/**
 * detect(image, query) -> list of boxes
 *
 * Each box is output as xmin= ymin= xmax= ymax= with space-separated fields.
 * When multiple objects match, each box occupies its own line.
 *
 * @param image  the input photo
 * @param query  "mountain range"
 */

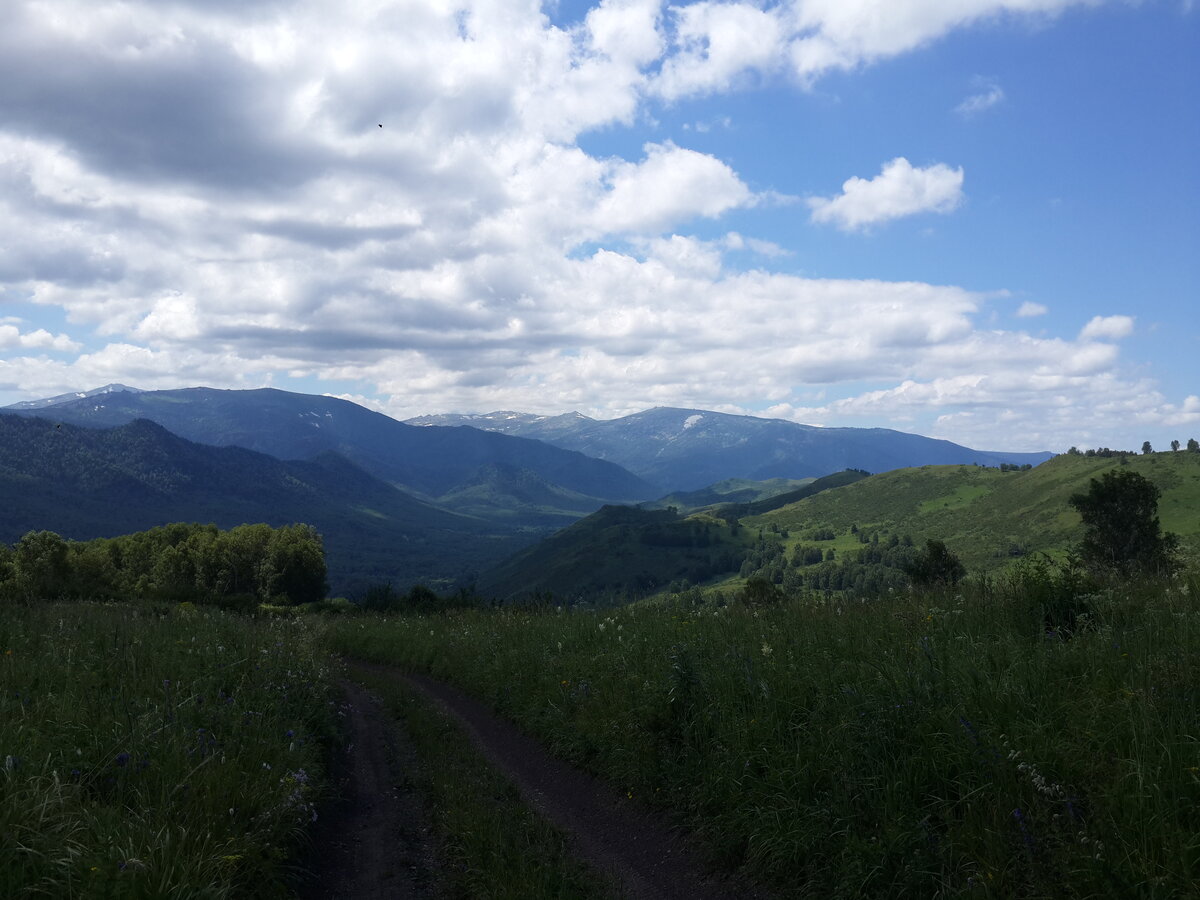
xmin=406 ymin=408 xmax=1053 ymax=492
xmin=4 ymin=384 xmax=1065 ymax=597
xmin=0 ymin=413 xmax=519 ymax=594
xmin=6 ymin=387 xmax=657 ymax=526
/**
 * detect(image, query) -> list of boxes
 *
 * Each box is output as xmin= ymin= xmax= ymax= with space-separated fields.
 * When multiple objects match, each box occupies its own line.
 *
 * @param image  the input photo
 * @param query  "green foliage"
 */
xmin=905 ymin=539 xmax=966 ymax=587
xmin=1069 ymin=469 xmax=1180 ymax=578
xmin=0 ymin=602 xmax=333 ymax=898
xmin=327 ymin=572 xmax=1200 ymax=897
xmin=11 ymin=531 xmax=71 ymax=600
xmin=739 ymin=576 xmax=783 ymax=607
xmin=0 ymin=523 xmax=328 ymax=605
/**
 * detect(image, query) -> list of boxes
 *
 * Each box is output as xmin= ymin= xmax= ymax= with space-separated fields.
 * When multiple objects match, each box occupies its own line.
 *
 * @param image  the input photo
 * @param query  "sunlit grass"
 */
xmin=327 ymin=571 xmax=1200 ymax=898
xmin=0 ymin=602 xmax=334 ymax=898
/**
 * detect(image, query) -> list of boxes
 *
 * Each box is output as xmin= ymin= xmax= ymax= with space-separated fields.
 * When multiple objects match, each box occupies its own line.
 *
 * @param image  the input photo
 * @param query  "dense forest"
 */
xmin=0 ymin=522 xmax=327 ymax=606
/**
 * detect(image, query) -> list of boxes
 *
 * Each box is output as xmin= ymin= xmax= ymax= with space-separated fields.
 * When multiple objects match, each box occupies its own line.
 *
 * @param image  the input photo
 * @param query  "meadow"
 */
xmin=327 ymin=567 xmax=1200 ymax=898
xmin=0 ymin=602 xmax=334 ymax=898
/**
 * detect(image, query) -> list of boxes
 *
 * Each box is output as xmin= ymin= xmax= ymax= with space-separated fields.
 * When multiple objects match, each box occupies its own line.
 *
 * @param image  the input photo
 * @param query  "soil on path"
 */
xmin=293 ymin=677 xmax=440 ymax=900
xmin=346 ymin=659 xmax=777 ymax=900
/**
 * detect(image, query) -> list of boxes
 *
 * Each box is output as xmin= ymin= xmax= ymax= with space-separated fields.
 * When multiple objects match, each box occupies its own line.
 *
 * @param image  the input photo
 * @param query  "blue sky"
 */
xmin=0 ymin=0 xmax=1196 ymax=451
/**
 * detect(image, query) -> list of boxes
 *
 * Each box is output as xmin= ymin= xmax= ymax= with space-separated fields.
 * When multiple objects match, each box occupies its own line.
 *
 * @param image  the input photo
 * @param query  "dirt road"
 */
xmin=296 ymin=661 xmax=775 ymax=900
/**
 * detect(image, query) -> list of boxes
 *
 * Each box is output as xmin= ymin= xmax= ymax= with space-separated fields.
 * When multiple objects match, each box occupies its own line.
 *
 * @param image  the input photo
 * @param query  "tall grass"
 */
xmin=0 ymin=602 xmax=335 ymax=898
xmin=326 ymin=571 xmax=1200 ymax=898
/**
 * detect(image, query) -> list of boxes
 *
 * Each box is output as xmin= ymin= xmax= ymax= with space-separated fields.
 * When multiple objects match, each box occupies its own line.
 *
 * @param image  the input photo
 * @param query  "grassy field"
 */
xmin=0 ymin=602 xmax=334 ymax=898
xmin=326 ymin=569 xmax=1200 ymax=898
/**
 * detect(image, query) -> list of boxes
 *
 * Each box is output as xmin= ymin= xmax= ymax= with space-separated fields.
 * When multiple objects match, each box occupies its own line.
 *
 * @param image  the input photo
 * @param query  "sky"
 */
xmin=0 ymin=0 xmax=1196 ymax=452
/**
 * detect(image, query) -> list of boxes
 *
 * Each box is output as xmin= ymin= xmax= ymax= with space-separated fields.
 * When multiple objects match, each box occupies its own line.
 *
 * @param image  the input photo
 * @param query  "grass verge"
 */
xmin=0 ymin=601 xmax=334 ymax=898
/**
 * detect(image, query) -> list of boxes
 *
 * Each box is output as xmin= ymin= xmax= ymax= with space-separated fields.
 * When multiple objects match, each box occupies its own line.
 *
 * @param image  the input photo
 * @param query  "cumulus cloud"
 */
xmin=1080 ymin=315 xmax=1135 ymax=340
xmin=1017 ymin=301 xmax=1048 ymax=317
xmin=0 ymin=324 xmax=80 ymax=352
xmin=0 ymin=0 xmax=1184 ymax=453
xmin=808 ymin=157 xmax=964 ymax=231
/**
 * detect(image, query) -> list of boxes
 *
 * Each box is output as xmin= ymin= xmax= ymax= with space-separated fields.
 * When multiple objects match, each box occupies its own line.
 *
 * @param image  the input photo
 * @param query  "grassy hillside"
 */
xmin=747 ymin=451 xmax=1200 ymax=573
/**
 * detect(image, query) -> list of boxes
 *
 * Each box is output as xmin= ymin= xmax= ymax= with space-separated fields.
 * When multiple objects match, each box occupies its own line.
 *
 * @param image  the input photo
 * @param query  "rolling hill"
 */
xmin=407 ymin=407 xmax=1053 ymax=492
xmin=0 ymin=414 xmax=524 ymax=594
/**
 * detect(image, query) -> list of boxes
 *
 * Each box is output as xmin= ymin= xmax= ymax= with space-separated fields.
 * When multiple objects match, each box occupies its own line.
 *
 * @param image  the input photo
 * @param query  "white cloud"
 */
xmin=655 ymin=2 xmax=786 ymax=99
xmin=808 ymin=157 xmax=964 ymax=231
xmin=955 ymin=79 xmax=1006 ymax=116
xmin=1016 ymin=301 xmax=1048 ymax=317
xmin=0 ymin=0 xmax=1187 ymax=454
xmin=1079 ymin=314 xmax=1135 ymax=340
xmin=0 ymin=324 xmax=79 ymax=352
xmin=593 ymin=142 xmax=754 ymax=234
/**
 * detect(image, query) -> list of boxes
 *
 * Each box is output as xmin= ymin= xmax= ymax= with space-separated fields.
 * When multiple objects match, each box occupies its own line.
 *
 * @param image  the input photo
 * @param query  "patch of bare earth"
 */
xmin=293 ymin=678 xmax=440 ymax=899
xmin=347 ymin=659 xmax=778 ymax=900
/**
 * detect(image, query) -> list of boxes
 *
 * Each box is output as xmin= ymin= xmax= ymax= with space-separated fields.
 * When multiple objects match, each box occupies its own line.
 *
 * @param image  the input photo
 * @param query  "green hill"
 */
xmin=746 ymin=451 xmax=1200 ymax=573
xmin=479 ymin=452 xmax=1200 ymax=603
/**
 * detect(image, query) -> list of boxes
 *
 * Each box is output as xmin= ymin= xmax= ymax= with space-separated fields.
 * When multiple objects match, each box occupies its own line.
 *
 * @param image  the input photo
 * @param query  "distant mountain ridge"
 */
xmin=407 ymin=407 xmax=1053 ymax=492
xmin=5 ymin=383 xmax=144 ymax=410
xmin=0 ymin=414 xmax=521 ymax=593
xmin=7 ymin=387 xmax=659 ymax=521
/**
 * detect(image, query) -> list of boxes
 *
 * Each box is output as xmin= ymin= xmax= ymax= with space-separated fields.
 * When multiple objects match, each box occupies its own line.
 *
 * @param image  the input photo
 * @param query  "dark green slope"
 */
xmin=476 ymin=505 xmax=754 ymax=602
xmin=640 ymin=477 xmax=814 ymax=513
xmin=9 ymin=387 xmax=660 ymax=510
xmin=0 ymin=414 xmax=522 ymax=593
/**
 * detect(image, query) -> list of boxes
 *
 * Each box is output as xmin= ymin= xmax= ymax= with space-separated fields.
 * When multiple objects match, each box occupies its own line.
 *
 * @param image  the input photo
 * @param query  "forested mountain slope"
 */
xmin=0 ymin=414 xmax=522 ymax=593
xmin=9 ymin=387 xmax=659 ymax=511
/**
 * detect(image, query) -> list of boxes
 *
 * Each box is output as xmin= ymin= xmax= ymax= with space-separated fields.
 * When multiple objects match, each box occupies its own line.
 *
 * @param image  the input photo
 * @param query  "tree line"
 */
xmin=0 ymin=522 xmax=327 ymax=606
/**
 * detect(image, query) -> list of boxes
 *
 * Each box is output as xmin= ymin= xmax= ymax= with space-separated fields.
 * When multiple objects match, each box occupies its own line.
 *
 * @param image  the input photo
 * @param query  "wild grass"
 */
xmin=0 ymin=602 xmax=334 ymax=898
xmin=346 ymin=666 xmax=613 ymax=899
xmin=326 ymin=570 xmax=1200 ymax=898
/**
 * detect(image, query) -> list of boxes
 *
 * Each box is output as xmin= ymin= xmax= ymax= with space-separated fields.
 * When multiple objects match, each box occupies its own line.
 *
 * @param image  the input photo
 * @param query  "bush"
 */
xmin=904 ymin=539 xmax=966 ymax=587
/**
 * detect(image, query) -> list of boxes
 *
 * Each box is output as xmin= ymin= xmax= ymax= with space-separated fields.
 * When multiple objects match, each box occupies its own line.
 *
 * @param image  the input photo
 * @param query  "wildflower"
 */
xmin=114 ymin=752 xmax=130 ymax=768
xmin=4 ymin=650 xmax=12 ymax=656
xmin=598 ymin=623 xmax=606 ymax=632
xmin=761 ymin=642 xmax=773 ymax=657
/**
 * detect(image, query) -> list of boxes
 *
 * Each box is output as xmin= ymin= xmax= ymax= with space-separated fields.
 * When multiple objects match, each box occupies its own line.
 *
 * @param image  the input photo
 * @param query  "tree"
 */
xmin=1171 ymin=440 xmax=1181 ymax=452
xmin=905 ymin=539 xmax=966 ymax=587
xmin=1142 ymin=441 xmax=1153 ymax=455
xmin=1189 ymin=438 xmax=1199 ymax=453
xmin=12 ymin=531 xmax=71 ymax=599
xmin=740 ymin=576 xmax=782 ymax=607
xmin=1069 ymin=470 xmax=1179 ymax=577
